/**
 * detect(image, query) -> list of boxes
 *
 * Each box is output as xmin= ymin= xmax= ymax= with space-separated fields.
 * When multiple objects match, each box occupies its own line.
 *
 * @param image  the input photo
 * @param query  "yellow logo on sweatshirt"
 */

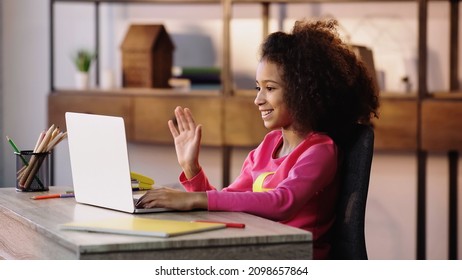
xmin=252 ymin=172 xmax=275 ymax=192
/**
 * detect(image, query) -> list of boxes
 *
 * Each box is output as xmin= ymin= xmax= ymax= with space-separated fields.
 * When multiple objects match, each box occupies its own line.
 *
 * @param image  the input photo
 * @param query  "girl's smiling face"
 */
xmin=255 ymin=59 xmax=293 ymax=131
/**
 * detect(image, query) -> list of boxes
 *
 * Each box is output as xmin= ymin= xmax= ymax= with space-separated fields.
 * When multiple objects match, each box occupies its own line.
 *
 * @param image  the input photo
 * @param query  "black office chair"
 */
xmin=330 ymin=124 xmax=374 ymax=260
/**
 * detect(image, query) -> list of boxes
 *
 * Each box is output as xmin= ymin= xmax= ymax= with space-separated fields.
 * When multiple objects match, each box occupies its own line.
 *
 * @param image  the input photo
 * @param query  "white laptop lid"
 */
xmin=66 ymin=112 xmax=136 ymax=213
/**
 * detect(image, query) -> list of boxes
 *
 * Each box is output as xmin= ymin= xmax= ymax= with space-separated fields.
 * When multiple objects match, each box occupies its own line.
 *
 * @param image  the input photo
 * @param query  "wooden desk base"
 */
xmin=0 ymin=209 xmax=309 ymax=259
xmin=0 ymin=210 xmax=74 ymax=259
xmin=0 ymin=187 xmax=312 ymax=260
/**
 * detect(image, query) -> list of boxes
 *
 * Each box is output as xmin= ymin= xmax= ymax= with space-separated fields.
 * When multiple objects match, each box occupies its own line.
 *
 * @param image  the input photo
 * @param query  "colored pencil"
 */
xmin=31 ymin=193 xmax=75 ymax=200
xmin=194 ymin=220 xmax=246 ymax=228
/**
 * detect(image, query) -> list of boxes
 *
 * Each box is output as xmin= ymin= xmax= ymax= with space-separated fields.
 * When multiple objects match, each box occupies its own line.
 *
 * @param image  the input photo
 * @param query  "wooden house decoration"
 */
xmin=121 ymin=24 xmax=175 ymax=88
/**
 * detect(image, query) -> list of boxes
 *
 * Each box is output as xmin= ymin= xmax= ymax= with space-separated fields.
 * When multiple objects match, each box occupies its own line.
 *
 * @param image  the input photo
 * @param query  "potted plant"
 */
xmin=72 ymin=49 xmax=94 ymax=89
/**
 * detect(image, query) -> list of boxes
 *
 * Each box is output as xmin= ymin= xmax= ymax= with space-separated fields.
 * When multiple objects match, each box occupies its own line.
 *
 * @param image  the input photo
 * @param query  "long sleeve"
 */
xmin=180 ymin=141 xmax=259 ymax=193
xmin=207 ymin=136 xmax=338 ymax=222
xmin=181 ymin=130 xmax=338 ymax=223
xmin=179 ymin=130 xmax=339 ymax=260
xmin=180 ymin=169 xmax=216 ymax=192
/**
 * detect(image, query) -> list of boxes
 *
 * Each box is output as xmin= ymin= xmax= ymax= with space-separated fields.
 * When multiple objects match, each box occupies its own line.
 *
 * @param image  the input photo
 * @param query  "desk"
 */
xmin=0 ymin=186 xmax=312 ymax=260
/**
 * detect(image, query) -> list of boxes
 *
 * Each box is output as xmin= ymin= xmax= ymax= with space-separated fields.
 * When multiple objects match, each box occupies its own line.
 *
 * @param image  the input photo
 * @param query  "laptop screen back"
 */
xmin=65 ymin=112 xmax=136 ymax=213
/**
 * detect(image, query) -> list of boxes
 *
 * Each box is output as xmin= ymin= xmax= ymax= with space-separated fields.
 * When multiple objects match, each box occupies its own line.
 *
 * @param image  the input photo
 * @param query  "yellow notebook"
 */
xmin=60 ymin=217 xmax=226 ymax=238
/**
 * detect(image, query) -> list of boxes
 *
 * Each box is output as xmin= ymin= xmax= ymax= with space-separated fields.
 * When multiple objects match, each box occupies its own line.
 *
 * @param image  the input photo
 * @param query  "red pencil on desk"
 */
xmin=194 ymin=220 xmax=246 ymax=228
xmin=31 ymin=193 xmax=75 ymax=200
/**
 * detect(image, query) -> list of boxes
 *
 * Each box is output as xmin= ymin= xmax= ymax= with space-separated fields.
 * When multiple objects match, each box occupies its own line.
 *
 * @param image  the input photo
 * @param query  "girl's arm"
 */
xmin=168 ymin=106 xmax=202 ymax=179
xmin=207 ymin=143 xmax=338 ymax=221
xmin=180 ymin=149 xmax=257 ymax=193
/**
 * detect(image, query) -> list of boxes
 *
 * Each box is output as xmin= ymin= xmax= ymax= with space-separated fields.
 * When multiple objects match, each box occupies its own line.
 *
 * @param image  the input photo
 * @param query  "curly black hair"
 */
xmin=259 ymin=19 xmax=379 ymax=147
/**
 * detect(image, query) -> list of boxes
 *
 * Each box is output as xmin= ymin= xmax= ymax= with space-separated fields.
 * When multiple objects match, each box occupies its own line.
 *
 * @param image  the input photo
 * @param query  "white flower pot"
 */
xmin=75 ymin=72 xmax=90 ymax=89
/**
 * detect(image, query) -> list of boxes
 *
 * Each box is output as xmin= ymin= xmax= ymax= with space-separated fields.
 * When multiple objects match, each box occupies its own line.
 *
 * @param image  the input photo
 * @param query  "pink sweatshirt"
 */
xmin=180 ymin=130 xmax=339 ymax=259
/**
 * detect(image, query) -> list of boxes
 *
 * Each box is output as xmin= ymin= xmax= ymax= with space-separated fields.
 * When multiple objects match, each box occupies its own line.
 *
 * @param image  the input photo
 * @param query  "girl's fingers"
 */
xmin=183 ymin=108 xmax=196 ymax=129
xmin=178 ymin=106 xmax=193 ymax=132
xmin=176 ymin=107 xmax=196 ymax=132
xmin=168 ymin=120 xmax=179 ymax=137
xmin=195 ymin=124 xmax=202 ymax=143
xmin=136 ymin=188 xmax=179 ymax=208
xmin=175 ymin=106 xmax=186 ymax=132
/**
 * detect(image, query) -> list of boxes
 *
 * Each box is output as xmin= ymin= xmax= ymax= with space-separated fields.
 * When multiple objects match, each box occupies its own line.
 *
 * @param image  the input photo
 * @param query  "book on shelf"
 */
xmin=172 ymin=66 xmax=221 ymax=85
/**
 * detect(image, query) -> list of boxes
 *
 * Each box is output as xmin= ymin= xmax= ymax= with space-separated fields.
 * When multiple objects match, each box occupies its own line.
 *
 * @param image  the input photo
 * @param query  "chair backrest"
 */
xmin=331 ymin=124 xmax=374 ymax=260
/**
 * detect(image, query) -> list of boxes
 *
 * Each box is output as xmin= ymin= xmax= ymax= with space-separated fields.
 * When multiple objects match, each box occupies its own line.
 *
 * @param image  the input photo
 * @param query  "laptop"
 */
xmin=65 ymin=112 xmax=171 ymax=213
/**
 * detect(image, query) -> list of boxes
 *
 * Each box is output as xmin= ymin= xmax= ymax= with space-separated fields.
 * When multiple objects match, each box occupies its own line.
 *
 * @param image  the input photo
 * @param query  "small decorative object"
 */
xmin=101 ymin=69 xmax=114 ymax=89
xmin=121 ymin=24 xmax=175 ymax=88
xmin=72 ymin=49 xmax=94 ymax=89
xmin=401 ymin=76 xmax=412 ymax=93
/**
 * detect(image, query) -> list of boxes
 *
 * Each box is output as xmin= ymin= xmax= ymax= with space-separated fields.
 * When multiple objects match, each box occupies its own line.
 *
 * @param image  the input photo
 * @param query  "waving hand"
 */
xmin=168 ymin=106 xmax=202 ymax=179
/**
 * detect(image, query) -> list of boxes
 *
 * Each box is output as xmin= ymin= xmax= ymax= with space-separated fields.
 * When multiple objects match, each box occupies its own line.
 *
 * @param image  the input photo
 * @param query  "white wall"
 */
xmin=1 ymin=0 xmax=461 ymax=260
xmin=1 ymin=0 xmax=49 ymax=185
xmin=0 ymin=0 xmax=3 ymax=181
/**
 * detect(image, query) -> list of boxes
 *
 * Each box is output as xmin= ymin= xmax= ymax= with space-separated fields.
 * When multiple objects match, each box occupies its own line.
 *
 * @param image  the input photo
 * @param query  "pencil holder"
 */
xmin=15 ymin=150 xmax=51 ymax=192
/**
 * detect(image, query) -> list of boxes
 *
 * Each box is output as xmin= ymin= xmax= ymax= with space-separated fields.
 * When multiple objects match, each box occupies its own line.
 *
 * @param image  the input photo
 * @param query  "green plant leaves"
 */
xmin=73 ymin=50 xmax=94 ymax=72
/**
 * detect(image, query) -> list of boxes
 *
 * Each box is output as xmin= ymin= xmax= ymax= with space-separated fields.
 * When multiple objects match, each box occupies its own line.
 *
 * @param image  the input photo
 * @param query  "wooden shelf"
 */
xmin=48 ymin=90 xmax=225 ymax=146
xmin=48 ymin=1 xmax=462 ymax=260
xmin=429 ymin=91 xmax=462 ymax=100
xmin=53 ymin=0 xmax=221 ymax=4
xmin=48 ymin=89 xmax=269 ymax=147
xmin=49 ymin=0 xmax=447 ymax=154
xmin=374 ymin=98 xmax=418 ymax=151
xmin=422 ymin=98 xmax=462 ymax=152
xmin=48 ymin=0 xmax=462 ymax=153
xmin=54 ymin=0 xmax=448 ymax=3
xmin=232 ymin=0 xmax=444 ymax=3
xmin=51 ymin=87 xmax=221 ymax=97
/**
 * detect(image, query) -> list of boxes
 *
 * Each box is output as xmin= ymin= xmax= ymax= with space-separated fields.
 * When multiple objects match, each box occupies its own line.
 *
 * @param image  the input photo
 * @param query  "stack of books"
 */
xmin=170 ymin=66 xmax=221 ymax=90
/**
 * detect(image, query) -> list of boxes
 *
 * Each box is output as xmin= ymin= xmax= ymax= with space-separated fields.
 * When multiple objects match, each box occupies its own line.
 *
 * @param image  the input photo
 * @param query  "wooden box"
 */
xmin=121 ymin=24 xmax=175 ymax=88
xmin=422 ymin=99 xmax=462 ymax=151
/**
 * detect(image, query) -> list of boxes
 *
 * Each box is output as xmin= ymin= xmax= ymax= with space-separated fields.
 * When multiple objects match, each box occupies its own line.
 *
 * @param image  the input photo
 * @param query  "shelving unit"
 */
xmin=48 ymin=0 xmax=461 ymax=259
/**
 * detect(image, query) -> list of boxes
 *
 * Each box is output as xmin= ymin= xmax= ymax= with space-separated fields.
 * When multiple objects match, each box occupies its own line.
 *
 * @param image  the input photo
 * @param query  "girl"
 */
xmin=137 ymin=19 xmax=379 ymax=259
